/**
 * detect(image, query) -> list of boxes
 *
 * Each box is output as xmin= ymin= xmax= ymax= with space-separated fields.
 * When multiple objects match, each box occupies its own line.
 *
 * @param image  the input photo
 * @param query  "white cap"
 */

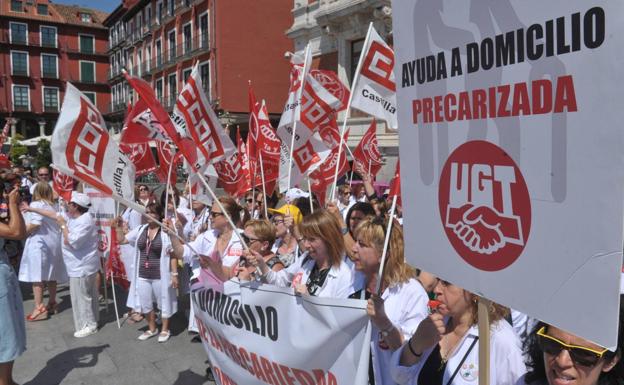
xmin=285 ymin=188 xmax=309 ymax=203
xmin=70 ymin=192 xmax=91 ymax=208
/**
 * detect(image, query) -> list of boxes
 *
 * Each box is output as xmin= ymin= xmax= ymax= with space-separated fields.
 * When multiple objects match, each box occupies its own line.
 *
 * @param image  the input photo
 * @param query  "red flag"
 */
xmin=250 ymin=98 xmax=280 ymax=195
xmin=0 ymin=121 xmax=10 ymax=149
xmin=389 ymin=161 xmax=401 ymax=199
xmin=155 ymin=141 xmax=181 ymax=184
xmin=123 ymin=72 xmax=201 ymax=170
xmin=106 ymin=227 xmax=130 ymax=290
xmin=120 ymin=98 xmax=168 ymax=143
xmin=248 ymin=85 xmax=259 ymax=176
xmin=310 ymin=129 xmax=350 ymax=189
xmin=310 ymin=69 xmax=350 ymax=112
xmin=214 ymin=129 xmax=251 ymax=198
xmin=119 ymin=142 xmax=158 ymax=177
xmin=52 ymin=168 xmax=74 ymax=202
xmin=353 ymin=119 xmax=383 ymax=178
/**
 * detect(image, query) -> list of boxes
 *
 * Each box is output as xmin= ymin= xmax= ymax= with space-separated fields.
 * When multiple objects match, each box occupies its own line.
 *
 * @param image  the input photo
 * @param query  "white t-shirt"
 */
xmin=61 ymin=212 xmax=100 ymax=278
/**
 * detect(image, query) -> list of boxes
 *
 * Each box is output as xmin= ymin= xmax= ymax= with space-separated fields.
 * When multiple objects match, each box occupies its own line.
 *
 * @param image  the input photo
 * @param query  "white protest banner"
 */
xmin=51 ymin=83 xmax=137 ymax=205
xmin=193 ymin=280 xmax=371 ymax=385
xmin=393 ymin=1 xmax=623 ymax=347
xmin=350 ymin=25 xmax=397 ymax=129
xmin=84 ymin=187 xmax=116 ymax=260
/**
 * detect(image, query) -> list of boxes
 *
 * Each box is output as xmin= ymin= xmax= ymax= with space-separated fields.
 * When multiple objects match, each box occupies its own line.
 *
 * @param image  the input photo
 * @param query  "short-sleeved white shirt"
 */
xmin=61 ymin=211 xmax=100 ymax=278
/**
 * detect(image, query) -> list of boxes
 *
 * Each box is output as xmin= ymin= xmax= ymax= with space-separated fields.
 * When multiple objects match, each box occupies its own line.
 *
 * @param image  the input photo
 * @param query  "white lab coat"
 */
xmin=120 ymin=207 xmax=143 ymax=282
xmin=372 ymin=279 xmax=429 ymax=385
xmin=19 ymin=201 xmax=67 ymax=283
xmin=264 ymin=252 xmax=362 ymax=298
xmin=390 ymin=319 xmax=526 ymax=385
xmin=125 ymin=225 xmax=177 ymax=317
xmin=61 ymin=212 xmax=100 ymax=278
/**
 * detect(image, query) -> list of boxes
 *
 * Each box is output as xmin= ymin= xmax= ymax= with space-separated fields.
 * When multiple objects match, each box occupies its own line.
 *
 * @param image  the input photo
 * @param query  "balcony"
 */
xmin=9 ymin=36 xmax=27 ymax=46
xmin=41 ymin=70 xmax=58 ymax=79
xmin=44 ymin=105 xmax=59 ymax=113
xmin=151 ymin=34 xmax=210 ymax=72
xmin=106 ymin=102 xmax=127 ymax=114
xmin=13 ymin=104 xmax=30 ymax=112
xmin=11 ymin=68 xmax=28 ymax=77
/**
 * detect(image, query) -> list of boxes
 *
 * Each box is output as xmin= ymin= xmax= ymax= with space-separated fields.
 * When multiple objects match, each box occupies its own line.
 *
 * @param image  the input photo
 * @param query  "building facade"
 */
xmin=288 ymin=0 xmax=398 ymax=182
xmin=104 ymin=0 xmax=292 ymax=134
xmin=0 ymin=0 xmax=110 ymax=140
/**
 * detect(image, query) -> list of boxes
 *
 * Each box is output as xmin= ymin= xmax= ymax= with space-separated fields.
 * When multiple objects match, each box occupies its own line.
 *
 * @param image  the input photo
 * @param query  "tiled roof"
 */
xmin=51 ymin=3 xmax=109 ymax=29
xmin=0 ymin=1 xmax=65 ymax=23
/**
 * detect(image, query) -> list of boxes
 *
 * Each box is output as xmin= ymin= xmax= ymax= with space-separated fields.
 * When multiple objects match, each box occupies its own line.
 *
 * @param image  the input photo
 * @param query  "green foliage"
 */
xmin=35 ymin=138 xmax=52 ymax=169
xmin=9 ymin=134 xmax=28 ymax=166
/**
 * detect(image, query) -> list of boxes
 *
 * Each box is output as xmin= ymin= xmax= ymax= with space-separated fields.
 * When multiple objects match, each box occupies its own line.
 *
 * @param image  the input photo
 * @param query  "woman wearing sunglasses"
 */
xmin=391 ymin=280 xmax=526 ymax=385
xmin=351 ymin=216 xmax=429 ymax=385
xmin=520 ymin=304 xmax=623 ymax=385
xmin=237 ymin=219 xmax=283 ymax=281
xmin=249 ymin=210 xmax=362 ymax=298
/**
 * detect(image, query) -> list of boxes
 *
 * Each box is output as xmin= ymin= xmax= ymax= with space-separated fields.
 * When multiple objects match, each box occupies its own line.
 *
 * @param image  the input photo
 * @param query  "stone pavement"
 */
xmin=13 ymin=282 xmax=216 ymax=385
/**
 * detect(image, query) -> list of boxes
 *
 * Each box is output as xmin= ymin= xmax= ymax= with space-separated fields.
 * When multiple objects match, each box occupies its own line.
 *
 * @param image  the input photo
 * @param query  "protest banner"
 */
xmin=193 ymin=280 xmax=371 ymax=385
xmin=85 ymin=186 xmax=116 ymax=261
xmin=393 ymin=0 xmax=623 ymax=348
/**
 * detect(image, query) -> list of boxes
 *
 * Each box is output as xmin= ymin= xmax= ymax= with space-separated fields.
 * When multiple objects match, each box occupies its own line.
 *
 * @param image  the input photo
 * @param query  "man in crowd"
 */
xmin=29 ymin=166 xmax=52 ymax=195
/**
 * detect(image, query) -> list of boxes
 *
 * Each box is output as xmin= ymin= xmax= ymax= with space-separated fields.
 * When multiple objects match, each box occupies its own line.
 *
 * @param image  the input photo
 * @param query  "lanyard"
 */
xmin=144 ymin=228 xmax=160 ymax=269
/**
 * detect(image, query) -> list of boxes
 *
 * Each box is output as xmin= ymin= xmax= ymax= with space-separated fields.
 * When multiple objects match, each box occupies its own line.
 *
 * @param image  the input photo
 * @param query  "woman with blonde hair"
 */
xmin=391 ymin=280 xmax=526 ymax=385
xmin=237 ymin=219 xmax=283 ymax=281
xmin=351 ymin=216 xmax=429 ymax=385
xmin=19 ymin=182 xmax=67 ymax=321
xmin=250 ymin=210 xmax=361 ymax=298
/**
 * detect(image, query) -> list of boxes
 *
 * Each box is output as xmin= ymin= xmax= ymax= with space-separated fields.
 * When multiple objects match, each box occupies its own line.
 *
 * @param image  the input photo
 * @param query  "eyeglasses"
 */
xmin=536 ymin=326 xmax=608 ymax=367
xmin=38 ymin=173 xmax=49 ymax=177
xmin=342 ymin=191 xmax=351 ymax=196
xmin=241 ymin=233 xmax=260 ymax=244
xmin=271 ymin=219 xmax=284 ymax=225
xmin=209 ymin=211 xmax=223 ymax=218
xmin=139 ymin=187 xmax=148 ymax=192
xmin=246 ymin=198 xmax=254 ymax=203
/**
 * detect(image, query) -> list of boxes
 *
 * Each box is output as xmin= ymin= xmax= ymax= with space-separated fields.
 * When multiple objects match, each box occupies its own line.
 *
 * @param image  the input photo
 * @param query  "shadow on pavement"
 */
xmin=23 ymin=344 xmax=109 ymax=385
xmin=172 ymin=369 xmax=209 ymax=385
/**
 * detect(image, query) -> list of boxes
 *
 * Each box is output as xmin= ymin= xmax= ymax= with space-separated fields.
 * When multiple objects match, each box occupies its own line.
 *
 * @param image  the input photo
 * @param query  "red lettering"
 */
xmin=422 ymin=98 xmax=433 ymax=123
xmin=260 ymin=357 xmax=279 ymax=385
xmin=250 ymin=353 xmax=268 ymax=382
xmin=444 ymin=93 xmax=457 ymax=122
xmin=292 ymin=369 xmax=315 ymax=385
xmin=280 ymin=365 xmax=297 ymax=385
xmin=457 ymin=92 xmax=472 ymax=120
xmin=554 ymin=75 xmax=577 ymax=113
xmin=532 ymin=79 xmax=552 ymax=114
xmin=434 ymin=95 xmax=444 ymax=122
xmin=238 ymin=347 xmax=254 ymax=375
xmin=497 ymin=85 xmax=511 ymax=117
xmin=488 ymin=86 xmax=497 ymax=118
xmin=472 ymin=89 xmax=487 ymax=119
xmin=511 ymin=82 xmax=530 ymax=116
xmin=412 ymin=100 xmax=422 ymax=124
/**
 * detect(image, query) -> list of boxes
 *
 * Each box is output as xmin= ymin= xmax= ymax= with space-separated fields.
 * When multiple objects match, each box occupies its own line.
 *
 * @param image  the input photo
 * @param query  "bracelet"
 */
xmin=407 ymin=339 xmax=422 ymax=357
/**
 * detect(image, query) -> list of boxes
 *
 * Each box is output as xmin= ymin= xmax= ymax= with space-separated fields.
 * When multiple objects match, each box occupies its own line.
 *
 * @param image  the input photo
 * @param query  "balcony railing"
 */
xmin=13 ymin=104 xmax=30 ymax=112
xmin=12 ymin=68 xmax=28 ymax=76
xmin=9 ymin=36 xmax=27 ymax=45
xmin=148 ymin=34 xmax=209 ymax=73
xmin=106 ymin=102 xmax=127 ymax=114
xmin=42 ymin=70 xmax=58 ymax=79
xmin=44 ymin=105 xmax=59 ymax=112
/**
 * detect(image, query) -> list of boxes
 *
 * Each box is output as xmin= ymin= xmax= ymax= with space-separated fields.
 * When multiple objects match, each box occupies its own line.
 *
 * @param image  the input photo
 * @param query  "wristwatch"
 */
xmin=61 ymin=225 xmax=67 ymax=230
xmin=380 ymin=324 xmax=394 ymax=338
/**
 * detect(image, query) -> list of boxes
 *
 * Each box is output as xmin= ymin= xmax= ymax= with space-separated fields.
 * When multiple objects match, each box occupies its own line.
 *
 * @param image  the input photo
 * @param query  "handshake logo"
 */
xmin=439 ymin=141 xmax=531 ymax=271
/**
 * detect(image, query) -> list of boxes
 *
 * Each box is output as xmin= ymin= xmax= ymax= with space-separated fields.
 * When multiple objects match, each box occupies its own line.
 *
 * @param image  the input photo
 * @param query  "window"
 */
xmin=168 ymin=0 xmax=174 ymax=16
xmin=155 ymin=40 xmax=162 ymax=66
xmin=155 ymin=78 xmax=163 ymax=102
xmin=80 ymin=61 xmax=95 ymax=83
xmin=199 ymin=13 xmax=208 ymax=48
xmin=137 ymin=50 xmax=142 ymax=76
xmin=10 ymin=0 xmax=23 ymax=12
xmin=10 ymin=22 xmax=27 ymax=44
xmin=12 ymin=85 xmax=29 ymax=110
xmin=43 ymin=87 xmax=59 ymax=111
xmin=199 ymin=62 xmax=209 ymax=96
xmin=40 ymin=26 xmax=57 ymax=47
xmin=168 ymin=30 xmax=176 ymax=61
xmin=80 ymin=13 xmax=92 ymax=23
xmin=37 ymin=4 xmax=48 ymax=15
xmin=182 ymin=68 xmax=191 ymax=83
xmin=350 ymin=39 xmax=364 ymax=83
xmin=146 ymin=6 xmax=152 ymax=26
xmin=156 ymin=1 xmax=163 ymax=23
xmin=168 ymin=73 xmax=177 ymax=106
xmin=183 ymin=23 xmax=192 ymax=54
xmin=83 ymin=92 xmax=96 ymax=105
xmin=79 ymin=35 xmax=95 ymax=54
xmin=41 ymin=54 xmax=58 ymax=78
xmin=11 ymin=51 xmax=28 ymax=76
xmin=145 ymin=46 xmax=151 ymax=71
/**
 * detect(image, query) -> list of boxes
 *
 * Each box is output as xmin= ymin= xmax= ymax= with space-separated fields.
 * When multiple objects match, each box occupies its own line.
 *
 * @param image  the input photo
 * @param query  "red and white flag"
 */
xmin=310 ymin=69 xmax=350 ymax=112
xmin=214 ymin=129 xmax=250 ymax=198
xmin=310 ymin=128 xmax=350 ymax=193
xmin=155 ymin=141 xmax=181 ymax=184
xmin=52 ymin=168 xmax=74 ymax=202
xmin=172 ymin=63 xmax=235 ymax=167
xmin=0 ymin=121 xmax=10 ymax=149
xmin=388 ymin=160 xmax=401 ymax=205
xmin=350 ymin=24 xmax=397 ymax=129
xmin=120 ymin=98 xmax=168 ymax=143
xmin=51 ymin=83 xmax=137 ymax=205
xmin=353 ymin=119 xmax=383 ymax=178
xmin=106 ymin=226 xmax=130 ymax=290
xmin=119 ymin=142 xmax=158 ymax=177
xmin=248 ymin=93 xmax=280 ymax=194
xmin=188 ymin=164 xmax=218 ymax=206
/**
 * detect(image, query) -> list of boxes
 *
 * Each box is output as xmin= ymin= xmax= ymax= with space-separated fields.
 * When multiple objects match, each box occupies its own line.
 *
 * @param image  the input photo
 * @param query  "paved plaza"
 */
xmin=14 ymin=282 xmax=215 ymax=385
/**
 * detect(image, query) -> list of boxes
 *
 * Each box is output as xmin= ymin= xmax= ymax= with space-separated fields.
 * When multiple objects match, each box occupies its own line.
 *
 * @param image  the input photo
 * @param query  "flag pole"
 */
xmin=307 ymin=178 xmax=314 ymax=214
xmin=163 ymin=146 xmax=176 ymax=220
xmin=110 ymin=201 xmax=121 ymax=329
xmin=375 ymin=194 xmax=397 ymax=295
xmin=259 ymin=153 xmax=268 ymax=219
xmin=286 ymin=44 xmax=312 ymax=192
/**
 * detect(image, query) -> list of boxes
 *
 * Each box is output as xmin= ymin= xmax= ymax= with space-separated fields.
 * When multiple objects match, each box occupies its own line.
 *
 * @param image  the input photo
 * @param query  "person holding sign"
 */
xmin=351 ymin=216 xmax=429 ymax=385
xmin=250 ymin=210 xmax=362 ymax=298
xmin=519 ymin=304 xmax=623 ymax=385
xmin=114 ymin=203 xmax=179 ymax=343
xmin=391 ymin=280 xmax=526 ymax=385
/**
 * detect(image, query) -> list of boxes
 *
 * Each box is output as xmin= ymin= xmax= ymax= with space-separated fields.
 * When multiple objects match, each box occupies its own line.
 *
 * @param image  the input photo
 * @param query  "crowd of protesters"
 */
xmin=0 ymin=164 xmax=623 ymax=385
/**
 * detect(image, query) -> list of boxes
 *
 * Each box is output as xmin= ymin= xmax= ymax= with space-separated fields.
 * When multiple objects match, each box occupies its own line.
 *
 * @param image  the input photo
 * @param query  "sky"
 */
xmin=51 ymin=0 xmax=118 ymax=13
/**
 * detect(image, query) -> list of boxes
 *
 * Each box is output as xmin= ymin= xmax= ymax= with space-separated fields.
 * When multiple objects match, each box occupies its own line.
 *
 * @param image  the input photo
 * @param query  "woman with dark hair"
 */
xmin=352 ymin=216 xmax=429 ymax=385
xmin=519 ymin=298 xmax=623 ymax=385
xmin=328 ymin=201 xmax=376 ymax=260
xmin=391 ymin=281 xmax=526 ymax=385
xmin=114 ymin=203 xmax=179 ymax=343
xmin=250 ymin=210 xmax=361 ymax=298
xmin=160 ymin=187 xmax=189 ymax=231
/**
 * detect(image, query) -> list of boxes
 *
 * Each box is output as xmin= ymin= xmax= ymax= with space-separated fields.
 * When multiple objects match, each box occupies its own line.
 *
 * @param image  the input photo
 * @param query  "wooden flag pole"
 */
xmin=110 ymin=200 xmax=121 ymax=329
xmin=478 ymin=297 xmax=492 ymax=385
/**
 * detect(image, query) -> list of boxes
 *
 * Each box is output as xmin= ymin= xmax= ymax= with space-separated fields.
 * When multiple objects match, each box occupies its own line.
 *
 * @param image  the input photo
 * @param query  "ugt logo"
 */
xmin=361 ymin=41 xmax=395 ymax=92
xmin=438 ymin=141 xmax=531 ymax=271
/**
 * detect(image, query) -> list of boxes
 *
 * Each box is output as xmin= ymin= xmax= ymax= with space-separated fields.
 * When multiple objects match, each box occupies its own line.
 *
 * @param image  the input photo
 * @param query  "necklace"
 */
xmin=438 ymin=335 xmax=460 ymax=371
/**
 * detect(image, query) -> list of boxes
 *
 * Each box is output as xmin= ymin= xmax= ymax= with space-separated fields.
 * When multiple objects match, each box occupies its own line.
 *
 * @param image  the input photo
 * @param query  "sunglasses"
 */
xmin=139 ymin=187 xmax=148 ymax=191
xmin=241 ymin=233 xmax=260 ymax=244
xmin=342 ymin=191 xmax=351 ymax=195
xmin=209 ymin=211 xmax=223 ymax=218
xmin=536 ymin=326 xmax=608 ymax=367
xmin=271 ymin=219 xmax=284 ymax=225
xmin=38 ymin=173 xmax=49 ymax=177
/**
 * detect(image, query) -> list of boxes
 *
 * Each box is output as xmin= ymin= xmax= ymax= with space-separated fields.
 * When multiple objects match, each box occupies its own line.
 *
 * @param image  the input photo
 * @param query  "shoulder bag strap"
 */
xmin=446 ymin=336 xmax=479 ymax=385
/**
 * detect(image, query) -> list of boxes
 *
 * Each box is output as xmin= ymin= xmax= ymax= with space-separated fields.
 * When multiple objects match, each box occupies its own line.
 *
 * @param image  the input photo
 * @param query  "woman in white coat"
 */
xmin=115 ymin=203 xmax=179 ymax=343
xmin=19 ymin=182 xmax=67 ymax=321
xmin=391 ymin=280 xmax=526 ymax=385
xmin=350 ymin=216 xmax=429 ymax=385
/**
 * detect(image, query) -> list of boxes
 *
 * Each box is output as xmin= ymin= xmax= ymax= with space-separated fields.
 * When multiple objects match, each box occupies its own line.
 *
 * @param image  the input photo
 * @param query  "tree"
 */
xmin=9 ymin=134 xmax=28 ymax=166
xmin=35 ymin=138 xmax=52 ymax=169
